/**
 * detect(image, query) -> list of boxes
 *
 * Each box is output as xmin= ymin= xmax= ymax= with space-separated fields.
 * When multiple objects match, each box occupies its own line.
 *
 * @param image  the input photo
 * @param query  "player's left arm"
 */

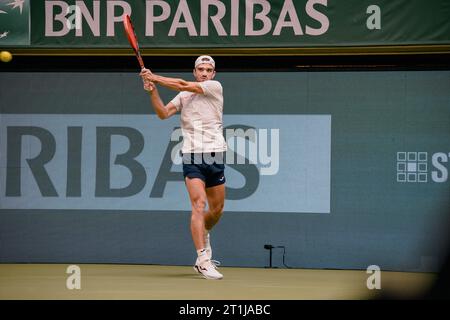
xmin=140 ymin=69 xmax=204 ymax=94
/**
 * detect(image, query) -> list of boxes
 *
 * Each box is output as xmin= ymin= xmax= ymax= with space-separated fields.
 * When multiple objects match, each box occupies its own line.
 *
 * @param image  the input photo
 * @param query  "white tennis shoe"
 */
xmin=194 ymin=258 xmax=223 ymax=280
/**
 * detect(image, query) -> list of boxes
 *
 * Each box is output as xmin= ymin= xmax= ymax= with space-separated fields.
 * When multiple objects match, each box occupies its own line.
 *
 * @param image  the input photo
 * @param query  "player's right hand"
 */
xmin=140 ymin=68 xmax=152 ymax=77
xmin=140 ymin=68 xmax=155 ymax=85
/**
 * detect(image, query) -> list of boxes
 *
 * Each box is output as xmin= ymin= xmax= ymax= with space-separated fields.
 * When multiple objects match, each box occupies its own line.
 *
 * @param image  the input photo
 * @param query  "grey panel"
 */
xmin=1 ymin=71 xmax=449 ymax=272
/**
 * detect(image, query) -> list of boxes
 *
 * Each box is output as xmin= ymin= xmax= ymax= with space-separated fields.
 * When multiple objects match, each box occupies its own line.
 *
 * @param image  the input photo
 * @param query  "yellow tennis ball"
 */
xmin=1 ymin=51 xmax=13 ymax=63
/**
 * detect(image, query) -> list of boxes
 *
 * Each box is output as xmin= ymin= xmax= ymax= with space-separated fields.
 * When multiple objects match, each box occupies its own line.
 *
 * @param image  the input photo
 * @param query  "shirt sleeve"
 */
xmin=170 ymin=92 xmax=183 ymax=111
xmin=199 ymin=80 xmax=223 ymax=99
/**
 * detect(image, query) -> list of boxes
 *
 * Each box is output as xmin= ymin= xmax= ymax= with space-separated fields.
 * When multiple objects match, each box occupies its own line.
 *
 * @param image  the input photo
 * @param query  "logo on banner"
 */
xmin=0 ymin=0 xmax=30 ymax=45
xmin=396 ymin=152 xmax=449 ymax=183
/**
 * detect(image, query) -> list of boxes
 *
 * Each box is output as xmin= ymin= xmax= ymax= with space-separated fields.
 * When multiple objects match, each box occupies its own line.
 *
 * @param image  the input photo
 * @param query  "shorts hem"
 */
xmin=206 ymin=180 xmax=226 ymax=188
xmin=184 ymin=173 xmax=206 ymax=183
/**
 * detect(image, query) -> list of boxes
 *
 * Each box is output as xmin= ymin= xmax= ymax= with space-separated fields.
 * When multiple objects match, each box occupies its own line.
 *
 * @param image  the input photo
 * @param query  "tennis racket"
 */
xmin=123 ymin=14 xmax=145 ymax=70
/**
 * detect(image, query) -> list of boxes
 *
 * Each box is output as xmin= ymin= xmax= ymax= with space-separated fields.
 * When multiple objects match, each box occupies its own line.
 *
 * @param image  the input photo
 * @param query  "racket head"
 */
xmin=123 ymin=14 xmax=145 ymax=69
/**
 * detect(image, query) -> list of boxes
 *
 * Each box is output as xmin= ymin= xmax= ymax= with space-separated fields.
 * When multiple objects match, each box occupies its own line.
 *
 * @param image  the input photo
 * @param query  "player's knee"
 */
xmin=211 ymin=203 xmax=224 ymax=217
xmin=192 ymin=197 xmax=206 ymax=213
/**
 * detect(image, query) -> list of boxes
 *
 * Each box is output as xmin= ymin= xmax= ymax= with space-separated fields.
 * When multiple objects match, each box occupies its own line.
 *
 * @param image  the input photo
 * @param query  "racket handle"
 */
xmin=137 ymin=54 xmax=145 ymax=70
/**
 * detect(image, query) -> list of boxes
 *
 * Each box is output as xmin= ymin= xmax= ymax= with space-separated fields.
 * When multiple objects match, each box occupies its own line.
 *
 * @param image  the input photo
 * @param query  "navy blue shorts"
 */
xmin=182 ymin=152 xmax=226 ymax=188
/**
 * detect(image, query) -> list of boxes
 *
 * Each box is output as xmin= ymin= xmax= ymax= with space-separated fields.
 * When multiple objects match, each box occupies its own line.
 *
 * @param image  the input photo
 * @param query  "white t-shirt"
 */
xmin=170 ymin=80 xmax=227 ymax=153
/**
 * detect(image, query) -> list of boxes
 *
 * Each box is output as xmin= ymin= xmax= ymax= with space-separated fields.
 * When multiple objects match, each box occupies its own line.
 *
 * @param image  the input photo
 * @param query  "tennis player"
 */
xmin=140 ymin=56 xmax=226 ymax=280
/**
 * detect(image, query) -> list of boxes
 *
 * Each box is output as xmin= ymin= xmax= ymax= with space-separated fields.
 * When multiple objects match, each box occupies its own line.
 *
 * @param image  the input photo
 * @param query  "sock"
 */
xmin=197 ymin=248 xmax=207 ymax=258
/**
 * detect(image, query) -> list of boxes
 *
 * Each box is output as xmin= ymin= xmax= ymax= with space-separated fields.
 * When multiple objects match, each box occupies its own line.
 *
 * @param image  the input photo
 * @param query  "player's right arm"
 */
xmin=144 ymin=82 xmax=178 ymax=120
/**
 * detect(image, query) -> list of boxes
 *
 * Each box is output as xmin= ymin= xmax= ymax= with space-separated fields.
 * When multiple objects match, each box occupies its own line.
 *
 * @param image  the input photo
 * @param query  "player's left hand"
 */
xmin=143 ymin=79 xmax=155 ymax=92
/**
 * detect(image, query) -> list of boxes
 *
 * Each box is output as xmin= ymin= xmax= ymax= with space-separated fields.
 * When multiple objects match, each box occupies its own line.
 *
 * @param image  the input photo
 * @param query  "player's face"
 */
xmin=194 ymin=64 xmax=215 ymax=82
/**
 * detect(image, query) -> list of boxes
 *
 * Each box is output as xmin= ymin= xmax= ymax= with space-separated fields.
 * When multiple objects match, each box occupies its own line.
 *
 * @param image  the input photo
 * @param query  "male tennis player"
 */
xmin=140 ymin=56 xmax=226 ymax=280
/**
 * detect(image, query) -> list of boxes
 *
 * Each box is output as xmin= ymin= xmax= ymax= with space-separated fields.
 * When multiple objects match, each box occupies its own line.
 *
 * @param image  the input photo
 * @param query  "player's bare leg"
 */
xmin=204 ymin=184 xmax=225 ymax=231
xmin=185 ymin=177 xmax=208 ymax=251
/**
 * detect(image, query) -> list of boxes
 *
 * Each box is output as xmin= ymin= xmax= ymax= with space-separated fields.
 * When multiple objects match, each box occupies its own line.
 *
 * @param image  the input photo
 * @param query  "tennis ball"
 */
xmin=1 ymin=51 xmax=13 ymax=63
